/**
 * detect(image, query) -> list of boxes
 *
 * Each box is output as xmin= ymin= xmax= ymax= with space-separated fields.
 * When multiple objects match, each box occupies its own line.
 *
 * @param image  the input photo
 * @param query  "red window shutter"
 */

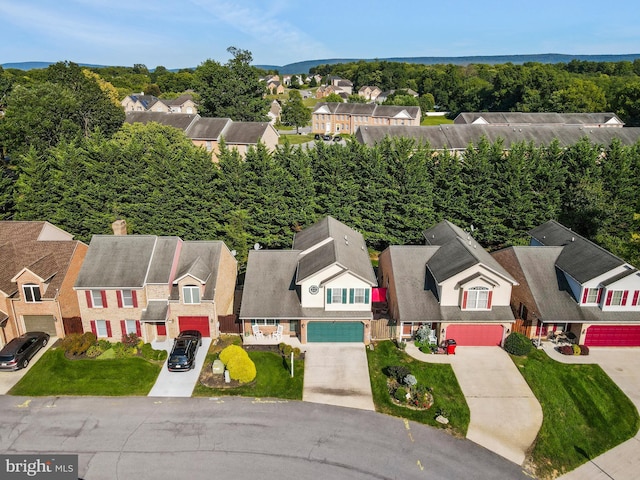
xmin=101 ymin=290 xmax=108 ymax=308
xmin=135 ymin=320 xmax=142 ymax=337
xmin=106 ymin=321 xmax=112 ymax=337
xmin=487 ymin=291 xmax=493 ymax=309
xmin=120 ymin=320 xmax=126 ymax=336
xmin=606 ymin=291 xmax=613 ymax=306
xmin=462 ymin=291 xmax=468 ymax=309
xmin=582 ymin=289 xmax=588 ymax=303
xmin=85 ymin=290 xmax=93 ymax=308
xmin=90 ymin=320 xmax=97 ymax=335
xmin=596 ymin=288 xmax=603 ymax=304
xmin=132 ymin=291 xmax=138 ymax=308
xmin=633 ymin=290 xmax=640 ymax=306
xmin=116 ymin=291 xmax=123 ymax=308
xmin=622 ymin=290 xmax=629 ymax=306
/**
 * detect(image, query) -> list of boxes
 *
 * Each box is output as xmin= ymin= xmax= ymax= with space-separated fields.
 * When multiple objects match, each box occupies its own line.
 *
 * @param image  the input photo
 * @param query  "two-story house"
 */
xmin=239 ymin=216 xmax=377 ymax=344
xmin=378 ymin=220 xmax=517 ymax=346
xmin=121 ymin=93 xmax=197 ymax=114
xmin=312 ymin=103 xmax=421 ymax=135
xmin=0 ymin=221 xmax=87 ymax=346
xmin=492 ymin=220 xmax=640 ymax=346
xmin=73 ymin=223 xmax=236 ymax=342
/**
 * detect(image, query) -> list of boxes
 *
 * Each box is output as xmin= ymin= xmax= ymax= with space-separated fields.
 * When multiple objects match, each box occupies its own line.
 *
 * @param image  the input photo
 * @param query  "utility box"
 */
xmin=212 ymin=359 xmax=224 ymax=374
xmin=446 ymin=339 xmax=457 ymax=355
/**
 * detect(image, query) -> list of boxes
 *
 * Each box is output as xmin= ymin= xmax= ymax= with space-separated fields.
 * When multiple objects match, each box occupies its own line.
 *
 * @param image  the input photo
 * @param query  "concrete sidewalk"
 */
xmin=303 ymin=343 xmax=374 ymax=411
xmin=405 ymin=343 xmax=542 ymax=465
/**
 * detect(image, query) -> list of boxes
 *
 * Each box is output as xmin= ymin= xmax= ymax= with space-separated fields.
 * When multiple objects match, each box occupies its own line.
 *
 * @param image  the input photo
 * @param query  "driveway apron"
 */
xmin=406 ymin=343 xmax=542 ymax=465
xmin=148 ymin=338 xmax=212 ymax=397
xmin=303 ymin=343 xmax=374 ymax=411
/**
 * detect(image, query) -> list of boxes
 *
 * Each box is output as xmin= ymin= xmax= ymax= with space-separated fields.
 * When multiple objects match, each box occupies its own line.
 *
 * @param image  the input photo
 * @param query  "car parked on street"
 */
xmin=0 ymin=332 xmax=50 ymax=371
xmin=167 ymin=330 xmax=202 ymax=372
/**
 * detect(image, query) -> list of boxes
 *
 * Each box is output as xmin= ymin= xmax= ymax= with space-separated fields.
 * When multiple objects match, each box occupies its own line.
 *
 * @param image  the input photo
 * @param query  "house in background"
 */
xmin=378 ymin=220 xmax=517 ymax=346
xmin=124 ymin=112 xmax=279 ymax=161
xmin=492 ymin=220 xmax=640 ymax=346
xmin=453 ymin=112 xmax=624 ymax=127
xmin=0 ymin=222 xmax=88 ymax=347
xmin=121 ymin=93 xmax=197 ymax=114
xmin=240 ymin=216 xmax=377 ymax=344
xmin=312 ymin=102 xmax=421 ymax=135
xmin=358 ymin=86 xmax=382 ymax=102
xmin=74 ymin=221 xmax=236 ymax=343
xmin=267 ymin=100 xmax=282 ymax=124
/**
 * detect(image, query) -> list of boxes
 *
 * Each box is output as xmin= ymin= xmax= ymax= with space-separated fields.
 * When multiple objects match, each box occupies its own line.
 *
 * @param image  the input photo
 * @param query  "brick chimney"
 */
xmin=112 ymin=219 xmax=127 ymax=235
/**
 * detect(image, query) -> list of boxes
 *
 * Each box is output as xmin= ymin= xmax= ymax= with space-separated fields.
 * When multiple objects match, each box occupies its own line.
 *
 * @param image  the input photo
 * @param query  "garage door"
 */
xmin=307 ymin=322 xmax=363 ymax=342
xmin=585 ymin=325 xmax=640 ymax=346
xmin=23 ymin=315 xmax=57 ymax=336
xmin=178 ymin=316 xmax=210 ymax=337
xmin=446 ymin=324 xmax=503 ymax=346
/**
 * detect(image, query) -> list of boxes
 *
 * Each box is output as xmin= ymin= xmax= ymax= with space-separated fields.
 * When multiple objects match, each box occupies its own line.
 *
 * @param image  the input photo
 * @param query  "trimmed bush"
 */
xmin=572 ymin=344 xmax=581 ymax=355
xmin=122 ymin=333 xmax=139 ymax=348
xmin=579 ymin=345 xmax=590 ymax=356
xmin=503 ymin=332 xmax=533 ymax=356
xmin=394 ymin=387 xmax=407 ymax=402
xmin=219 ymin=344 xmax=248 ymax=365
xmin=559 ymin=345 xmax=574 ymax=355
xmin=386 ymin=365 xmax=411 ymax=383
xmin=226 ymin=354 xmax=257 ymax=383
xmin=85 ymin=345 xmax=103 ymax=358
xmin=61 ymin=332 xmax=97 ymax=356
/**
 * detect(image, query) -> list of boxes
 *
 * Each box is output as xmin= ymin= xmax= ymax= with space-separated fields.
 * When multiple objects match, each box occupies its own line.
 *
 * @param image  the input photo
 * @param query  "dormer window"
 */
xmin=23 ymin=284 xmax=41 ymax=302
xmin=463 ymin=286 xmax=492 ymax=310
xmin=183 ymin=285 xmax=200 ymax=304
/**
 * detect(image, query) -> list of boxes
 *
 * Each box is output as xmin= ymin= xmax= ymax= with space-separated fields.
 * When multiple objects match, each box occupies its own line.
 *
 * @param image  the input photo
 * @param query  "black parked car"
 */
xmin=0 ymin=331 xmax=50 ymax=371
xmin=167 ymin=330 xmax=202 ymax=372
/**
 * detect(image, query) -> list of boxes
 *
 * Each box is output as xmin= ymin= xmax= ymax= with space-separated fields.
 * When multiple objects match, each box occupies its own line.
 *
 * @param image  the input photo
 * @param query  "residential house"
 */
xmin=73 ymin=222 xmax=237 ymax=342
xmin=267 ymin=80 xmax=285 ymax=95
xmin=124 ymin=112 xmax=279 ymax=161
xmin=453 ymin=112 xmax=624 ymax=127
xmin=239 ymin=216 xmax=377 ymax=344
xmin=315 ymin=85 xmax=343 ymax=99
xmin=358 ymin=86 xmax=382 ymax=102
xmin=355 ymin=124 xmax=640 ymax=151
xmin=267 ymin=100 xmax=282 ymax=124
xmin=492 ymin=220 xmax=640 ymax=346
xmin=378 ymin=220 xmax=517 ymax=346
xmin=376 ymin=89 xmax=419 ymax=103
xmin=312 ymin=102 xmax=421 ymax=135
xmin=0 ymin=222 xmax=88 ymax=347
xmin=121 ymin=93 xmax=197 ymax=114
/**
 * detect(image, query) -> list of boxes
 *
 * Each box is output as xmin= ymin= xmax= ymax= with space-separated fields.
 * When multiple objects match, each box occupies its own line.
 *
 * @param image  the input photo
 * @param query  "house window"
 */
xmin=327 ymin=288 xmax=347 ymax=304
xmin=124 ymin=320 xmax=138 ymax=335
xmin=349 ymin=288 xmax=369 ymax=304
xmin=465 ymin=286 xmax=490 ymax=309
xmin=23 ymin=284 xmax=41 ymax=302
xmin=183 ymin=285 xmax=200 ymax=304
xmin=95 ymin=320 xmax=109 ymax=337
xmin=121 ymin=290 xmax=134 ymax=308
xmin=610 ymin=291 xmax=623 ymax=306
xmin=206 ymin=141 xmax=212 ymax=152
xmin=251 ymin=319 xmax=279 ymax=326
xmin=91 ymin=290 xmax=103 ymax=308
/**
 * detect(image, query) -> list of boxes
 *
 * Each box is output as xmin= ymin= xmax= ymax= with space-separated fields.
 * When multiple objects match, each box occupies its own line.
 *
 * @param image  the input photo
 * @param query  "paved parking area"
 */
xmin=0 ymin=337 xmax=57 ymax=394
xmin=147 ymin=338 xmax=212 ymax=397
xmin=303 ymin=343 xmax=374 ymax=411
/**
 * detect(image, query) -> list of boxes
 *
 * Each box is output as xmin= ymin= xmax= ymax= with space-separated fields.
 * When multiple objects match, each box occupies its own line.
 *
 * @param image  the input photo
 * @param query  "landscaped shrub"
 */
xmin=140 ymin=343 xmax=168 ymax=361
xmin=85 ymin=345 xmax=103 ymax=358
xmin=579 ymin=345 xmax=590 ymax=356
xmin=219 ymin=344 xmax=248 ymax=365
xmin=559 ymin=345 xmax=574 ymax=355
xmin=61 ymin=332 xmax=97 ymax=356
xmin=404 ymin=374 xmax=417 ymax=388
xmin=572 ymin=344 xmax=581 ymax=355
xmin=414 ymin=325 xmax=431 ymax=343
xmin=503 ymin=332 xmax=533 ymax=356
xmin=394 ymin=387 xmax=407 ymax=402
xmin=226 ymin=354 xmax=257 ymax=383
xmin=386 ymin=365 xmax=411 ymax=383
xmin=122 ymin=333 xmax=139 ymax=348
xmin=98 ymin=339 xmax=112 ymax=351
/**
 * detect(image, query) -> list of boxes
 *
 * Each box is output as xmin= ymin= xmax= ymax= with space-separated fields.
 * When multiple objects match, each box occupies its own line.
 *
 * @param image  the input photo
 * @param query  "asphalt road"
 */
xmin=0 ymin=396 xmax=531 ymax=480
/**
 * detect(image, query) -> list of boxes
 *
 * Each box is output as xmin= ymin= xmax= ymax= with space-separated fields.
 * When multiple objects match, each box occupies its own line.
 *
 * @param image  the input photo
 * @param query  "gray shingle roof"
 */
xmin=125 ymin=111 xmax=199 ymax=130
xmin=146 ymin=237 xmax=181 ymax=284
xmin=355 ymin=125 xmax=640 ymax=149
xmin=528 ymin=220 xmax=625 ymax=283
xmin=141 ymin=300 xmax=169 ymax=322
xmin=454 ymin=112 xmax=624 ymax=126
xmin=172 ymin=241 xmax=223 ymax=301
xmin=312 ymin=102 xmax=420 ymax=120
xmin=221 ymin=122 xmax=272 ymax=145
xmin=185 ymin=117 xmax=231 ymax=140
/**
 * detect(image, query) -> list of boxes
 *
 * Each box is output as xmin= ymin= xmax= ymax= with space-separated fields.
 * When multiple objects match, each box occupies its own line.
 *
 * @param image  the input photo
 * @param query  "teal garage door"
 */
xmin=307 ymin=322 xmax=363 ymax=342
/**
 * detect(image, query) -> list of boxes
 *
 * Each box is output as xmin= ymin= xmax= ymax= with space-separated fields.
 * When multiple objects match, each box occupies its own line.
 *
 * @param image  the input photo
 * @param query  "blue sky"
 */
xmin=2 ymin=0 xmax=639 ymax=69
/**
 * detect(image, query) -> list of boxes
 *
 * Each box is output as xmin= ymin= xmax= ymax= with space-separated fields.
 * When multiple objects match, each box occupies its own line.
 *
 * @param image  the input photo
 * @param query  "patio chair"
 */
xmin=271 ymin=324 xmax=283 ymax=341
xmin=251 ymin=324 xmax=264 ymax=339
xmin=428 ymin=329 xmax=438 ymax=345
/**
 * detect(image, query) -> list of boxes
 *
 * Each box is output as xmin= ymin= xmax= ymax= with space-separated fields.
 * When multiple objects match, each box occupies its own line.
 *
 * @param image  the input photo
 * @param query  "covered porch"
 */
xmin=242 ymin=333 xmax=303 ymax=349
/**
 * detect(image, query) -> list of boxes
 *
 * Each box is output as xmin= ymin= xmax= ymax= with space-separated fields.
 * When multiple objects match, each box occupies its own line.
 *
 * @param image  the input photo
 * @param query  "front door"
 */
xmin=156 ymin=323 xmax=167 ymax=335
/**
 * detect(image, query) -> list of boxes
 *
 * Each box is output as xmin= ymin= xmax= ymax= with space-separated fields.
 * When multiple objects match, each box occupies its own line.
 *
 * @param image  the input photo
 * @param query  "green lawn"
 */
xmin=9 ymin=348 xmax=162 ymax=396
xmin=367 ymin=340 xmax=469 ymax=436
xmin=278 ymin=133 xmax=315 ymax=145
xmin=512 ymin=349 xmax=639 ymax=478
xmin=421 ymin=115 xmax=454 ymax=126
xmin=193 ymin=349 xmax=304 ymax=399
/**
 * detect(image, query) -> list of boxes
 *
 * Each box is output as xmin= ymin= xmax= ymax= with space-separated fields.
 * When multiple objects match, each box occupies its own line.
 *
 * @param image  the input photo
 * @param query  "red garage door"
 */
xmin=446 ymin=324 xmax=504 ymax=346
xmin=585 ymin=325 xmax=640 ymax=346
xmin=178 ymin=316 xmax=210 ymax=337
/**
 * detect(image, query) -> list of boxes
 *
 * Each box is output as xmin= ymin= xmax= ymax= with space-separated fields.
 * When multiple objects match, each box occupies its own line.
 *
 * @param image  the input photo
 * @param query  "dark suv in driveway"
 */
xmin=0 ymin=331 xmax=50 ymax=371
xmin=167 ymin=330 xmax=202 ymax=372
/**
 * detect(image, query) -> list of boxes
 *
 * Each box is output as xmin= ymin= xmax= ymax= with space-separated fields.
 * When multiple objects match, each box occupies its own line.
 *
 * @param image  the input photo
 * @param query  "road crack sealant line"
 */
xmin=403 ymin=418 xmax=428 ymax=473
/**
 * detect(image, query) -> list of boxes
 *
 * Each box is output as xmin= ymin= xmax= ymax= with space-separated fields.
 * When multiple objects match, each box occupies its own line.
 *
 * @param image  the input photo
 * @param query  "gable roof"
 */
xmin=221 ymin=122 xmax=274 ymax=145
xmin=528 ymin=220 xmax=625 ymax=283
xmin=125 ymin=111 xmax=199 ymax=130
xmin=170 ymin=241 xmax=223 ymax=301
xmin=185 ymin=117 xmax=232 ymax=140
xmin=454 ymin=112 xmax=624 ymax=126
xmin=312 ymin=102 xmax=420 ymax=120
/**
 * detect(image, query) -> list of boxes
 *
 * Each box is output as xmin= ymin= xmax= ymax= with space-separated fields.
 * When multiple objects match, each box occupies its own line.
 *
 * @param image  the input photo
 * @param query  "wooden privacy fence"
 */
xmin=218 ymin=314 xmax=242 ymax=334
xmin=370 ymin=318 xmax=397 ymax=341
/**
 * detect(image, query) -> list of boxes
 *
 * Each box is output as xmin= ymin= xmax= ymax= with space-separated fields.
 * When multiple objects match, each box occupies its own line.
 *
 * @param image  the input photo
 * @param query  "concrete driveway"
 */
xmin=543 ymin=345 xmax=640 ymax=480
xmin=0 ymin=337 xmax=57 ymax=394
xmin=303 ymin=343 xmax=375 ymax=411
xmin=406 ymin=344 xmax=542 ymax=465
xmin=147 ymin=338 xmax=212 ymax=397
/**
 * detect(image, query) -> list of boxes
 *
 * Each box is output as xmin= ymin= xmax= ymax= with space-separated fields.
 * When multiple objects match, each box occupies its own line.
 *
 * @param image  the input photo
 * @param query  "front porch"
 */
xmin=242 ymin=334 xmax=303 ymax=349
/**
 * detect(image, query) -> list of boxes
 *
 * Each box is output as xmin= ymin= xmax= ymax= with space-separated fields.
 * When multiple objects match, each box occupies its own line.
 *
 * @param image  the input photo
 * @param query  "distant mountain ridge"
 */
xmin=4 ymin=53 xmax=640 ymax=74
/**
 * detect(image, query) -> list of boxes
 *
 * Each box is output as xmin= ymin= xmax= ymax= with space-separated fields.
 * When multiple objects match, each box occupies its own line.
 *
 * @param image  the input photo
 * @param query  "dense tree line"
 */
xmin=311 ymin=60 xmax=640 ymax=124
